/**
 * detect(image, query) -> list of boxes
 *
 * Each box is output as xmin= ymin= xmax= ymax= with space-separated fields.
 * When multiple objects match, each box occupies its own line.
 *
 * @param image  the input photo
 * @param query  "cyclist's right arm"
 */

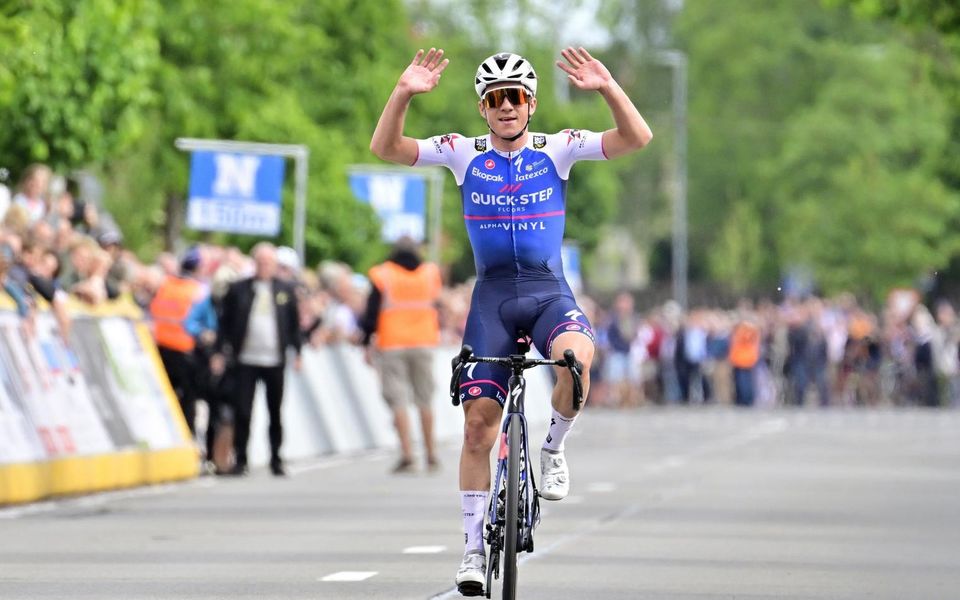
xmin=370 ymin=48 xmax=449 ymax=166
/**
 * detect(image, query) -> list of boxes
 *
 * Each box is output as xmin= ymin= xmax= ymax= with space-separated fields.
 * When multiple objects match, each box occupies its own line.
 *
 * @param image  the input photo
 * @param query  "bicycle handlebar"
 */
xmin=449 ymin=345 xmax=584 ymax=411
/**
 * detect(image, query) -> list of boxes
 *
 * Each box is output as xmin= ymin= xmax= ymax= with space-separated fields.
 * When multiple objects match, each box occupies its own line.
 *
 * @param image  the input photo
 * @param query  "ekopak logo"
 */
xmin=471 ymin=167 xmax=504 ymax=182
xmin=484 ymin=159 xmax=495 ymax=170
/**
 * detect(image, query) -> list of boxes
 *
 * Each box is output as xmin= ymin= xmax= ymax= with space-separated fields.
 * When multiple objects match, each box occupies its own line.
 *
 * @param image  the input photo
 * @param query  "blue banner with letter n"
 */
xmin=348 ymin=171 xmax=426 ymax=242
xmin=186 ymin=151 xmax=285 ymax=235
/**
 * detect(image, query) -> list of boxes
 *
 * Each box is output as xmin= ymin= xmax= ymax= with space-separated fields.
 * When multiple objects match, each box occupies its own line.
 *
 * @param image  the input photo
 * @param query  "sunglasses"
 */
xmin=482 ymin=87 xmax=532 ymax=109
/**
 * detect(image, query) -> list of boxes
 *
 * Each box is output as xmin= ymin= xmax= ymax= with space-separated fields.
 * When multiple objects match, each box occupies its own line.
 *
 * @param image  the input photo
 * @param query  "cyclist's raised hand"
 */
xmin=556 ymin=47 xmax=613 ymax=92
xmin=398 ymin=48 xmax=449 ymax=96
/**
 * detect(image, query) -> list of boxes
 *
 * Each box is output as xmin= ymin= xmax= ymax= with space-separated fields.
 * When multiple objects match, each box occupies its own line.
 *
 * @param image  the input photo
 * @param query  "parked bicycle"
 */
xmin=450 ymin=333 xmax=584 ymax=599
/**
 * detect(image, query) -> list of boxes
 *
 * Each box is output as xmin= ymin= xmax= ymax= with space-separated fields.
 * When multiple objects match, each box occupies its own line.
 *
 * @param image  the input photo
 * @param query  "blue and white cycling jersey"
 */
xmin=414 ymin=130 xmax=607 ymax=405
xmin=415 ymin=130 xmax=607 ymax=281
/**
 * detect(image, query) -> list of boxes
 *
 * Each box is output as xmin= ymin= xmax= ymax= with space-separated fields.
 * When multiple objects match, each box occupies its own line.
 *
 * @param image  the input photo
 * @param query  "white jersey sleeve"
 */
xmin=541 ymin=129 xmax=607 ymax=179
xmin=414 ymin=133 xmax=478 ymax=185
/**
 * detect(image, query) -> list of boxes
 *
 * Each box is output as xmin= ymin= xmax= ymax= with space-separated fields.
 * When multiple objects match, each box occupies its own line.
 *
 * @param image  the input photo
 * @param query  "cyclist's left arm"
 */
xmin=598 ymin=79 xmax=653 ymax=159
xmin=556 ymin=46 xmax=652 ymax=159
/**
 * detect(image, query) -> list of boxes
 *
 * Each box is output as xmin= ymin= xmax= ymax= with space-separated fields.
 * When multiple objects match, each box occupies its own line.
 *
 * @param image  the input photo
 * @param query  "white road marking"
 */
xmin=319 ymin=571 xmax=378 ymax=582
xmin=402 ymin=545 xmax=446 ymax=554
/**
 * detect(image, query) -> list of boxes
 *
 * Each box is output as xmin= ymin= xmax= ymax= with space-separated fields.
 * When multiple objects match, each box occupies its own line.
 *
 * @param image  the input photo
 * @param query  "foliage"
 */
xmin=6 ymin=0 xmax=960 ymax=300
xmin=0 ymin=0 xmax=159 ymax=174
xmin=673 ymin=0 xmax=960 ymax=299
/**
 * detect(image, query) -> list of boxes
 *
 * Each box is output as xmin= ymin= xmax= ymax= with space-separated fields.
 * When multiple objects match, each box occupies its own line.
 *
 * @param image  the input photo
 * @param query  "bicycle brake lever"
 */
xmin=450 ymin=363 xmax=463 ymax=406
xmin=449 ymin=345 xmax=475 ymax=406
xmin=563 ymin=349 xmax=585 ymax=411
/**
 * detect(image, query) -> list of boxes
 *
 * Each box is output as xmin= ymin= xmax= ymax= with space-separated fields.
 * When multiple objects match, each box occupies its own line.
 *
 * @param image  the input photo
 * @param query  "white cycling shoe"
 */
xmin=455 ymin=550 xmax=486 ymax=596
xmin=540 ymin=448 xmax=570 ymax=501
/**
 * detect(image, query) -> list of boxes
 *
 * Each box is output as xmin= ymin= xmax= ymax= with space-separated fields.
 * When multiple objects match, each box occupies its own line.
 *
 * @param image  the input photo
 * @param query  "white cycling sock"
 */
xmin=461 ymin=490 xmax=488 ymax=554
xmin=543 ymin=409 xmax=576 ymax=453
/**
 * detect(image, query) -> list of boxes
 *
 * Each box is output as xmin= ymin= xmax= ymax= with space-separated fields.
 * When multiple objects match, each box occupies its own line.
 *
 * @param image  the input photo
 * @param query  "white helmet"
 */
xmin=475 ymin=52 xmax=538 ymax=97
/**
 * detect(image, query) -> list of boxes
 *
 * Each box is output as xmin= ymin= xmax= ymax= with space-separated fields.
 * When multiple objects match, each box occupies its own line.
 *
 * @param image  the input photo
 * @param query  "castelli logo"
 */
xmin=565 ymin=324 xmax=581 ymax=331
xmin=468 ymin=386 xmax=482 ymax=396
xmin=484 ymin=159 xmax=495 ymax=170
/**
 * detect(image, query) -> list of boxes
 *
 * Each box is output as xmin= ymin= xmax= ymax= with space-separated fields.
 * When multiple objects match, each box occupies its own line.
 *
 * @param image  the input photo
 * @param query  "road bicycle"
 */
xmin=450 ymin=333 xmax=583 ymax=599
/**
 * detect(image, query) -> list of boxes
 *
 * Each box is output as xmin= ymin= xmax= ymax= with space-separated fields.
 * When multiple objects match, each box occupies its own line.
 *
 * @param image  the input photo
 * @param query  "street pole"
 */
xmin=654 ymin=50 xmax=688 ymax=310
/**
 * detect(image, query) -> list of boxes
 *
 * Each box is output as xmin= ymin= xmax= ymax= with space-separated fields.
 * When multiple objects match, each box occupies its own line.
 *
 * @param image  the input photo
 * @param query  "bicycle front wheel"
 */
xmin=502 ymin=413 xmax=522 ymax=600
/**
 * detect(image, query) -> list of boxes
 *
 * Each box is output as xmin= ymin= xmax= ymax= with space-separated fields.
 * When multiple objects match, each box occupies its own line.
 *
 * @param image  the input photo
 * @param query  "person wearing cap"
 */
xmin=360 ymin=237 xmax=443 ymax=474
xmin=211 ymin=242 xmax=302 ymax=477
xmin=149 ymin=246 xmax=217 ymax=438
xmin=371 ymin=46 xmax=652 ymax=593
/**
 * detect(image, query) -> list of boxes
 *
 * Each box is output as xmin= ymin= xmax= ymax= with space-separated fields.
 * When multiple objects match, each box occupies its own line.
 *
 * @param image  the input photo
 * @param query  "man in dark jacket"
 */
xmin=212 ymin=242 xmax=302 ymax=476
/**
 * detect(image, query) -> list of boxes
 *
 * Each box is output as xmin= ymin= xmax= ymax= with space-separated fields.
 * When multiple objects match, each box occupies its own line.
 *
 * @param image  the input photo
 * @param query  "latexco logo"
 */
xmin=515 ymin=167 xmax=548 ymax=182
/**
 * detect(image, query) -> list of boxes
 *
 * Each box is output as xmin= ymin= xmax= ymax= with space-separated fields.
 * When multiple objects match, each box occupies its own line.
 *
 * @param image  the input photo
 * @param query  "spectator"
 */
xmin=600 ymin=292 xmax=640 ymax=408
xmin=934 ymin=300 xmax=960 ymax=407
xmin=783 ymin=300 xmax=830 ymax=407
xmin=316 ymin=260 xmax=363 ymax=343
xmin=12 ymin=164 xmax=51 ymax=224
xmin=275 ymin=246 xmax=301 ymax=283
xmin=0 ymin=183 xmax=10 ymax=221
xmin=705 ymin=312 xmax=733 ymax=405
xmin=676 ymin=310 xmax=711 ymax=404
xmin=276 ymin=245 xmax=320 ymax=344
xmin=17 ymin=236 xmax=71 ymax=336
xmin=212 ymin=242 xmax=302 ymax=477
xmin=361 ymin=238 xmax=443 ymax=473
xmin=210 ymin=246 xmax=249 ymax=306
xmin=0 ymin=233 xmax=34 ymax=325
xmin=912 ymin=305 xmax=940 ymax=407
xmin=729 ymin=313 xmax=761 ymax=407
xmin=149 ymin=247 xmax=215 ymax=437
xmin=98 ymin=230 xmax=128 ymax=295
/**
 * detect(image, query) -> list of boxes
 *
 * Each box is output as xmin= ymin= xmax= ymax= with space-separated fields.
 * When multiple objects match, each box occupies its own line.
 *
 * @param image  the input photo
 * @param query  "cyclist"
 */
xmin=370 ymin=47 xmax=652 ymax=595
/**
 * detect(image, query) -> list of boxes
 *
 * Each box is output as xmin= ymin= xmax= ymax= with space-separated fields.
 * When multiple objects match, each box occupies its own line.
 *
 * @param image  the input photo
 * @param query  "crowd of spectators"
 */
xmin=1 ymin=163 xmax=956 ymax=413
xmin=587 ymin=292 xmax=960 ymax=410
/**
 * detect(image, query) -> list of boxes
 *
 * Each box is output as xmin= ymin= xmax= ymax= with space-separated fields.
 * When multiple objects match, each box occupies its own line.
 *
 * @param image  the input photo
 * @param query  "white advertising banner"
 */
xmin=96 ymin=317 xmax=181 ymax=450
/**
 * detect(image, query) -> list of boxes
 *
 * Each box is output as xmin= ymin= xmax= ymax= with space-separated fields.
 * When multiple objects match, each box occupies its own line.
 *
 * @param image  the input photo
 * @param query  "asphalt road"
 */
xmin=2 ymin=407 xmax=959 ymax=600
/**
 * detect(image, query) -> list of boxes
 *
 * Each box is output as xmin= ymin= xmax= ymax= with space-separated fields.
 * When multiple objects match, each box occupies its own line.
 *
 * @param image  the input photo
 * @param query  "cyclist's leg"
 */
xmin=531 ymin=295 xmax=595 ymax=500
xmin=549 ymin=331 xmax=595 ymax=415
xmin=532 ymin=295 xmax=596 ymax=418
xmin=457 ymin=282 xmax=512 ymax=566
xmin=457 ymin=389 xmax=506 ymax=590
xmin=460 ymin=397 xmax=503 ymax=490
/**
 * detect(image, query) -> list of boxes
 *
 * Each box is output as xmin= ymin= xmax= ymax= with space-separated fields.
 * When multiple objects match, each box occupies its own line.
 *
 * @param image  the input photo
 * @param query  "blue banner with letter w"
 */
xmin=187 ymin=151 xmax=285 ymax=235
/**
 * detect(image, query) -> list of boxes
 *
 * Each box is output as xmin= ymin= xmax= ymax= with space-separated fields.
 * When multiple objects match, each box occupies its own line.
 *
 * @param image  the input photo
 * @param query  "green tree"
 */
xmin=769 ymin=43 xmax=960 ymax=299
xmin=103 ymin=0 xmax=411 ymax=268
xmin=675 ymin=0 xmax=868 ymax=287
xmin=0 ymin=1 xmax=159 ymax=174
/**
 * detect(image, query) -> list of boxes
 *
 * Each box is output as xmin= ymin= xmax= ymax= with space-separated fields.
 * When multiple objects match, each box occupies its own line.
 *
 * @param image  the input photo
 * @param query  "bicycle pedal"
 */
xmin=457 ymin=581 xmax=484 ymax=597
